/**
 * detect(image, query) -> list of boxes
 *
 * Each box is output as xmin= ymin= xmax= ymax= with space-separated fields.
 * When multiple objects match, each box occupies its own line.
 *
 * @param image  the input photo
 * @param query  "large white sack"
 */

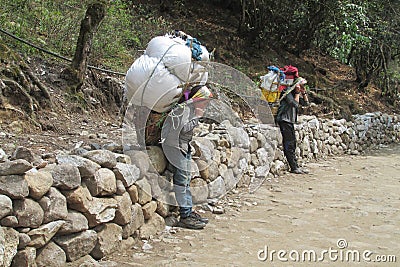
xmin=165 ymin=33 xmax=210 ymax=61
xmin=145 ymin=36 xmax=192 ymax=82
xmin=260 ymin=70 xmax=280 ymax=92
xmin=187 ymin=62 xmax=208 ymax=85
xmin=170 ymin=36 xmax=186 ymax=45
xmin=187 ymin=45 xmax=209 ymax=85
xmin=125 ymin=54 xmax=182 ymax=113
xmin=168 ymin=38 xmax=210 ymax=62
xmin=200 ymin=45 xmax=210 ymax=61
xmin=125 ymin=54 xmax=158 ymax=97
xmin=184 ymin=38 xmax=210 ymax=61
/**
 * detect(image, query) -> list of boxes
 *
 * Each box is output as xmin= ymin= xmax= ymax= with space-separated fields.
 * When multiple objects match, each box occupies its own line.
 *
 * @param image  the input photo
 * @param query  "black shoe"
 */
xmin=177 ymin=216 xmax=206 ymax=229
xmin=189 ymin=212 xmax=209 ymax=224
xmin=290 ymin=168 xmax=305 ymax=174
xmin=300 ymin=168 xmax=309 ymax=174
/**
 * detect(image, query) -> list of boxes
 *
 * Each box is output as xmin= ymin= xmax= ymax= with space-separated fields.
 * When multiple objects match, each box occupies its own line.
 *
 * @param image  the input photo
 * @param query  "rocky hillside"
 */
xmin=0 ymin=1 xmax=398 ymax=156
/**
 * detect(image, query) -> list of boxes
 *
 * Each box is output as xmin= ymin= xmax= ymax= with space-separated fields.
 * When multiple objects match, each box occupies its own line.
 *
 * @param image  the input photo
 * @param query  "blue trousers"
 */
xmin=173 ymin=151 xmax=193 ymax=218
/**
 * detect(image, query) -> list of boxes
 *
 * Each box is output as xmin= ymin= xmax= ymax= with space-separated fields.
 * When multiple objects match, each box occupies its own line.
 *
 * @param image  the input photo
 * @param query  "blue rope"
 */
xmin=268 ymin=65 xmax=285 ymax=81
xmin=186 ymin=38 xmax=203 ymax=61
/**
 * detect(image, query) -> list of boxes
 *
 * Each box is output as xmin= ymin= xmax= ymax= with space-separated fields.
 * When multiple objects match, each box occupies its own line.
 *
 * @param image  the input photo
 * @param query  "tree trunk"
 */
xmin=62 ymin=2 xmax=106 ymax=92
xmin=238 ymin=0 xmax=246 ymax=34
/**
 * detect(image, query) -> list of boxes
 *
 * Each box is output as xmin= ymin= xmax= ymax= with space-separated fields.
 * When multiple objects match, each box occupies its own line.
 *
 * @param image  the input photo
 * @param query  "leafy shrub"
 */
xmin=0 ymin=0 xmax=172 ymax=73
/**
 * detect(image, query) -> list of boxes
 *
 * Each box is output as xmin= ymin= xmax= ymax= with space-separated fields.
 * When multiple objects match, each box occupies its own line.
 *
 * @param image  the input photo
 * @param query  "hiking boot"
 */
xmin=177 ymin=216 xmax=206 ymax=230
xmin=290 ymin=168 xmax=305 ymax=174
xmin=189 ymin=212 xmax=209 ymax=224
xmin=300 ymin=168 xmax=309 ymax=174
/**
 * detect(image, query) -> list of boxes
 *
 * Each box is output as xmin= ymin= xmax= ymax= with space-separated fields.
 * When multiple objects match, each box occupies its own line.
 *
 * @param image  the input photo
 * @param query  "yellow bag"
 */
xmin=261 ymin=89 xmax=281 ymax=103
xmin=259 ymin=69 xmax=282 ymax=104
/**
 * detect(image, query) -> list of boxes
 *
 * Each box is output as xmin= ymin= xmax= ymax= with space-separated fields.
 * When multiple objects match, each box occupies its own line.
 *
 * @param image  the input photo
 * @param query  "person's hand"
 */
xmin=299 ymin=85 xmax=306 ymax=94
xmin=297 ymin=78 xmax=308 ymax=95
xmin=294 ymin=85 xmax=302 ymax=94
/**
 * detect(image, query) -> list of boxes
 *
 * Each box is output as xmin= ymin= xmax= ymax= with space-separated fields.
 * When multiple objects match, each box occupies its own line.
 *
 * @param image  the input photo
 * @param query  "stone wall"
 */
xmin=293 ymin=112 xmax=400 ymax=160
xmin=0 ymin=111 xmax=399 ymax=266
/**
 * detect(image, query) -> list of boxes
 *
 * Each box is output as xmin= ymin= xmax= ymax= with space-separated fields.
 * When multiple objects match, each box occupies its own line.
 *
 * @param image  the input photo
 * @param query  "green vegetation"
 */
xmin=0 ymin=0 xmax=399 ymax=106
xmin=1 ymin=1 xmax=85 ymax=58
xmin=232 ymin=0 xmax=400 ymax=104
xmin=0 ymin=0 xmax=171 ymax=73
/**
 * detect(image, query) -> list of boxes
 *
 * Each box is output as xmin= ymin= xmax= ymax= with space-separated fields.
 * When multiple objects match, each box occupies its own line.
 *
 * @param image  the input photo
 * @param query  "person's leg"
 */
xmin=173 ymin=151 xmax=205 ymax=229
xmin=173 ymin=151 xmax=192 ymax=218
xmin=279 ymin=121 xmax=298 ymax=171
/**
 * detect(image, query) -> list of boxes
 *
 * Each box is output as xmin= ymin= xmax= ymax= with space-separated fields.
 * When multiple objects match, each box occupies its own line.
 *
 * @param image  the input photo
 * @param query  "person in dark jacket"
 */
xmin=161 ymin=85 xmax=212 ymax=229
xmin=276 ymin=78 xmax=309 ymax=174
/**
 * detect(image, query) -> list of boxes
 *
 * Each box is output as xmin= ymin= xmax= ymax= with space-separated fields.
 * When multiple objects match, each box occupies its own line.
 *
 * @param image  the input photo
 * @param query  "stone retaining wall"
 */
xmin=294 ymin=112 xmax=400 ymax=159
xmin=0 ymin=112 xmax=399 ymax=266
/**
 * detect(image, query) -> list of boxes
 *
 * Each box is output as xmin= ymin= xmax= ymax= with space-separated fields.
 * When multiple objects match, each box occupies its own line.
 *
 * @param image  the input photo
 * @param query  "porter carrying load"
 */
xmin=124 ymin=31 xmax=211 ymax=145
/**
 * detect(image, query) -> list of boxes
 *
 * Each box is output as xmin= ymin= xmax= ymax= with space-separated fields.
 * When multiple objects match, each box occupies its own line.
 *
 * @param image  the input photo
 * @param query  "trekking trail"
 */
xmin=105 ymin=145 xmax=400 ymax=267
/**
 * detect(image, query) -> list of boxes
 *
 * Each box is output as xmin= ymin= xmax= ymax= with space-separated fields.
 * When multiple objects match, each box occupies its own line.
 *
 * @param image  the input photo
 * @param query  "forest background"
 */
xmin=0 ymin=0 xmax=399 ymax=141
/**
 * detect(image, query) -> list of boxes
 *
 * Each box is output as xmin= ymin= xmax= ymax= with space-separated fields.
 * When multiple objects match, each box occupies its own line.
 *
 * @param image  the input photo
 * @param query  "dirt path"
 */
xmin=105 ymin=145 xmax=400 ymax=267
